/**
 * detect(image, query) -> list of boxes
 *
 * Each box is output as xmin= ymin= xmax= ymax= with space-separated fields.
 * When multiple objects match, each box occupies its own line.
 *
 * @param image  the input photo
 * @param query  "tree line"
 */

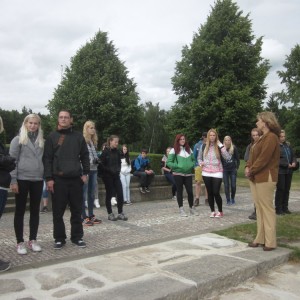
xmin=1 ymin=0 xmax=299 ymax=155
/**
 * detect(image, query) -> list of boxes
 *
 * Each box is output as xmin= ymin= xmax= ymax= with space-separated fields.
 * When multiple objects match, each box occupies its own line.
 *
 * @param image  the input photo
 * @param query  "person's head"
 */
xmin=166 ymin=147 xmax=172 ymax=156
xmin=58 ymin=110 xmax=73 ymax=129
xmin=173 ymin=134 xmax=191 ymax=154
xmin=256 ymin=111 xmax=281 ymax=136
xmin=141 ymin=148 xmax=148 ymax=158
xmin=83 ymin=120 xmax=98 ymax=146
xmin=0 ymin=116 xmax=4 ymax=134
xmin=279 ymin=130 xmax=286 ymax=144
xmin=107 ymin=135 xmax=119 ymax=149
xmin=223 ymin=136 xmax=234 ymax=154
xmin=19 ymin=114 xmax=44 ymax=147
xmin=122 ymin=144 xmax=128 ymax=154
xmin=251 ymin=128 xmax=261 ymax=143
xmin=202 ymin=132 xmax=207 ymax=143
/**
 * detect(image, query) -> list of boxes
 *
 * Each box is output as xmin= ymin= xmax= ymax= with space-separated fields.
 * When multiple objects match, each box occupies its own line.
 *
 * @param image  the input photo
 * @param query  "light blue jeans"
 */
xmin=82 ymin=170 xmax=97 ymax=218
xmin=120 ymin=173 xmax=131 ymax=202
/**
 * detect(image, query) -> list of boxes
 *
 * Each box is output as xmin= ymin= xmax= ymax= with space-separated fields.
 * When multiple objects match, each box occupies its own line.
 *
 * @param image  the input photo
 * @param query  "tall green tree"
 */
xmin=169 ymin=0 xmax=270 ymax=148
xmin=278 ymin=44 xmax=300 ymax=154
xmin=47 ymin=30 xmax=143 ymax=144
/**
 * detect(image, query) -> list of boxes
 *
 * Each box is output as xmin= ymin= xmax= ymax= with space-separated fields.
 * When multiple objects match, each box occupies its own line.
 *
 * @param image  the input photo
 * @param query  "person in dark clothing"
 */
xmin=43 ymin=110 xmax=90 ymax=250
xmin=98 ymin=135 xmax=128 ymax=221
xmin=274 ymin=130 xmax=297 ymax=215
xmin=222 ymin=136 xmax=240 ymax=205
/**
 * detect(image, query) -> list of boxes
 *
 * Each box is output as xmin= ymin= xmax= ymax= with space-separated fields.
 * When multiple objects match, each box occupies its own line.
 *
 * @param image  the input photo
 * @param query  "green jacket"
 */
xmin=167 ymin=147 xmax=195 ymax=175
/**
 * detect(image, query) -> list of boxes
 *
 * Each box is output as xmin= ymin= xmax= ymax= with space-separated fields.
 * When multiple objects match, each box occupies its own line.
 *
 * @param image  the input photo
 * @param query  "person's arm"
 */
xmin=134 ymin=156 xmax=141 ymax=171
xmin=80 ymin=138 xmax=90 ymax=176
xmin=9 ymin=136 xmax=20 ymax=185
xmin=197 ymin=144 xmax=204 ymax=166
xmin=235 ymin=146 xmax=240 ymax=169
xmin=244 ymin=144 xmax=250 ymax=162
xmin=166 ymin=149 xmax=176 ymax=169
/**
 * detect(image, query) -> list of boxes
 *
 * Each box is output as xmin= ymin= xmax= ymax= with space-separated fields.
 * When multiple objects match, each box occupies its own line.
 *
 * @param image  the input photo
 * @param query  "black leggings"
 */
xmin=203 ymin=176 xmax=223 ymax=212
xmin=173 ymin=175 xmax=193 ymax=208
xmin=14 ymin=180 xmax=43 ymax=243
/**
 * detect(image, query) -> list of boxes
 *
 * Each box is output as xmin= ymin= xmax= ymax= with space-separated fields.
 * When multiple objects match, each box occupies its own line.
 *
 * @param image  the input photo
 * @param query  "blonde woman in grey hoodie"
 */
xmin=9 ymin=114 xmax=44 ymax=255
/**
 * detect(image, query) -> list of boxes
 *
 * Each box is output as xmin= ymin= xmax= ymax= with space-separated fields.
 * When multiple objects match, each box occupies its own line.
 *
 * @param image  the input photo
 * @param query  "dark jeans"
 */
xmin=14 ymin=180 xmax=43 ymax=243
xmin=82 ymin=170 xmax=97 ymax=218
xmin=173 ymin=175 xmax=193 ymax=208
xmin=133 ymin=171 xmax=155 ymax=187
xmin=223 ymin=169 xmax=237 ymax=201
xmin=275 ymin=173 xmax=293 ymax=213
xmin=52 ymin=177 xmax=84 ymax=243
xmin=203 ymin=176 xmax=223 ymax=212
xmin=102 ymin=174 xmax=124 ymax=215
xmin=0 ymin=189 xmax=8 ymax=219
xmin=164 ymin=172 xmax=177 ymax=196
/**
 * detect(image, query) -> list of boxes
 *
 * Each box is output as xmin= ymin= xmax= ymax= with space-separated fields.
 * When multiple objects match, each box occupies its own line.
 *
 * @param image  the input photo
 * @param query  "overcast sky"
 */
xmin=0 ymin=0 xmax=299 ymax=114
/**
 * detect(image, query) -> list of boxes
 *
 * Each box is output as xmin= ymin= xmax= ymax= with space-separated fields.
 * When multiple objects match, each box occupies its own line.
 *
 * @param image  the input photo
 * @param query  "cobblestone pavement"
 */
xmin=0 ymin=187 xmax=299 ymax=271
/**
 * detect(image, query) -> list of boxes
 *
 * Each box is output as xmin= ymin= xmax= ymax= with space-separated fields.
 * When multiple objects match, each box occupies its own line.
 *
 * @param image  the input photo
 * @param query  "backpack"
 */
xmin=130 ymin=158 xmax=136 ymax=173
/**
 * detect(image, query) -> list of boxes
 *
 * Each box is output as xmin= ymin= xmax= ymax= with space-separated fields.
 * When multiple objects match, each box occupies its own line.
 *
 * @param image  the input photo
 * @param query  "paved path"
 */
xmin=0 ymin=187 xmax=299 ymax=299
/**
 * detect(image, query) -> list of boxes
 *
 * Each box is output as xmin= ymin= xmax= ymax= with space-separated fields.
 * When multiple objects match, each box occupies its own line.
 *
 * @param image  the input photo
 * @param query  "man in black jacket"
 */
xmin=43 ymin=110 xmax=89 ymax=249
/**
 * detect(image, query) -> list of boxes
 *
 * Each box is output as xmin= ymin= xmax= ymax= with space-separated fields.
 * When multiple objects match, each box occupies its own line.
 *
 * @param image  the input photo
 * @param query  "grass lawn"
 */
xmin=215 ymin=161 xmax=300 ymax=261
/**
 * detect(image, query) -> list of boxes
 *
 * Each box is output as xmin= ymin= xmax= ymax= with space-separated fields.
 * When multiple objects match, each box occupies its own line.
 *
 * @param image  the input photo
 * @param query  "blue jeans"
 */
xmin=120 ymin=173 xmax=131 ymax=202
xmin=0 ymin=189 xmax=8 ymax=219
xmin=223 ymin=169 xmax=237 ymax=201
xmin=82 ymin=170 xmax=97 ymax=218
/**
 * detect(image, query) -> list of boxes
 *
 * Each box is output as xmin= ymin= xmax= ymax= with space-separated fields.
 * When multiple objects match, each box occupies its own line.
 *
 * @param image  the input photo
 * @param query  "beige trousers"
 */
xmin=249 ymin=174 xmax=277 ymax=248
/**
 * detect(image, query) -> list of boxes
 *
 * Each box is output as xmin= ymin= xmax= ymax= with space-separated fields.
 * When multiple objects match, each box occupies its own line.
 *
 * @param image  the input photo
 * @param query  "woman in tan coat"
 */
xmin=245 ymin=112 xmax=280 ymax=251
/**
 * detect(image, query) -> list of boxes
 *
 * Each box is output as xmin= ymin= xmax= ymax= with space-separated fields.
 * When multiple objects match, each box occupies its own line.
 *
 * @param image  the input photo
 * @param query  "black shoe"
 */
xmin=117 ymin=213 xmax=128 ymax=221
xmin=283 ymin=209 xmax=291 ymax=214
xmin=40 ymin=206 xmax=48 ymax=213
xmin=0 ymin=259 xmax=11 ymax=272
xmin=108 ymin=213 xmax=118 ymax=221
xmin=54 ymin=241 xmax=66 ymax=250
xmin=276 ymin=211 xmax=285 ymax=215
xmin=194 ymin=198 xmax=199 ymax=206
xmin=72 ymin=239 xmax=86 ymax=248
xmin=248 ymin=212 xmax=257 ymax=220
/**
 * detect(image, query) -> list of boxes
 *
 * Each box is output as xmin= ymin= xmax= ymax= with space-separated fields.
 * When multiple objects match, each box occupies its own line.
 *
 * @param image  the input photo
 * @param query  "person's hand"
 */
xmin=290 ymin=162 xmax=296 ymax=168
xmin=245 ymin=167 xmax=250 ymax=177
xmin=81 ymin=175 xmax=88 ymax=184
xmin=145 ymin=170 xmax=153 ymax=175
xmin=10 ymin=183 xmax=19 ymax=194
xmin=47 ymin=180 xmax=55 ymax=193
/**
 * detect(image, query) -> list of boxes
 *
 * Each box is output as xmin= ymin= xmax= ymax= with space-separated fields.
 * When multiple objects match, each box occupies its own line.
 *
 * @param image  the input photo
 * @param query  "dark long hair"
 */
xmin=173 ymin=134 xmax=191 ymax=155
xmin=121 ymin=144 xmax=130 ymax=164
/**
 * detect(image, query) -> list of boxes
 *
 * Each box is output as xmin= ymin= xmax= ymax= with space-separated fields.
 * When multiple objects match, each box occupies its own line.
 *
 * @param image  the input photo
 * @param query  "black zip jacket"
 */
xmin=43 ymin=127 xmax=89 ymax=180
xmin=98 ymin=147 xmax=121 ymax=176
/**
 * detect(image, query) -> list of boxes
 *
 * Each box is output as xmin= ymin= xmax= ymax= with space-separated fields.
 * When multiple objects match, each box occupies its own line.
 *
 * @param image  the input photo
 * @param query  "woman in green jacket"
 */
xmin=167 ymin=134 xmax=198 ymax=217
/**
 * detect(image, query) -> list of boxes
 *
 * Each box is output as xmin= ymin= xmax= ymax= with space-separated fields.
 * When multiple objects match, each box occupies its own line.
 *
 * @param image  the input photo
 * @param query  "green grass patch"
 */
xmin=213 ymin=212 xmax=300 ymax=262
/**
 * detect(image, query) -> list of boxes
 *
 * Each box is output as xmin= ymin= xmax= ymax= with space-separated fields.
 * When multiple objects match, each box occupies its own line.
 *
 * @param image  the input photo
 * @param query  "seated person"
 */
xmin=133 ymin=149 xmax=155 ymax=194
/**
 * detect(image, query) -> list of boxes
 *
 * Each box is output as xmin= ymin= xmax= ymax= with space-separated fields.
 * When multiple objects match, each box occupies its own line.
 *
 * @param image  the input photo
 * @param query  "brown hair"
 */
xmin=257 ymin=111 xmax=281 ymax=136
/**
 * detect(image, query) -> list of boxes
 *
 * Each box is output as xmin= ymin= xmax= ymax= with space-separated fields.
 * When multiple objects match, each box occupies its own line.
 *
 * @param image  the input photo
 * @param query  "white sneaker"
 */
xmin=28 ymin=240 xmax=42 ymax=252
xmin=172 ymin=196 xmax=177 ymax=201
xmin=190 ymin=206 xmax=199 ymax=216
xmin=210 ymin=211 xmax=216 ymax=218
xmin=17 ymin=242 xmax=27 ymax=255
xmin=179 ymin=207 xmax=188 ymax=217
xmin=85 ymin=200 xmax=88 ymax=208
xmin=111 ymin=197 xmax=117 ymax=206
xmin=94 ymin=199 xmax=100 ymax=208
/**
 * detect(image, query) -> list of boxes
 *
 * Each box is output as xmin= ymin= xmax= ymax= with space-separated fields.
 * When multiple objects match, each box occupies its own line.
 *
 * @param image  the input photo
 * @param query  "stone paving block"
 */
xmin=232 ymin=247 xmax=291 ymax=274
xmin=85 ymin=256 xmax=154 ymax=282
xmin=0 ymin=278 xmax=25 ymax=294
xmin=52 ymin=288 xmax=78 ymax=298
xmin=72 ymin=274 xmax=198 ymax=300
xmin=78 ymin=276 xmax=105 ymax=289
xmin=162 ymin=254 xmax=258 ymax=299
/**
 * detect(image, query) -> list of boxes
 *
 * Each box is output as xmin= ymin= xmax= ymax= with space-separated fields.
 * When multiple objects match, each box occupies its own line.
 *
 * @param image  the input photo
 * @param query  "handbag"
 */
xmin=292 ymin=161 xmax=299 ymax=172
xmin=0 ymin=154 xmax=16 ymax=172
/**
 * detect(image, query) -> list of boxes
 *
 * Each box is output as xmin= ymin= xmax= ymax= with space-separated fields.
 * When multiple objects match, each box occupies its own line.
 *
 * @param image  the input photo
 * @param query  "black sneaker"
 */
xmin=124 ymin=201 xmax=132 ymax=206
xmin=283 ymin=209 xmax=291 ymax=214
xmin=117 ymin=213 xmax=128 ymax=221
xmin=139 ymin=187 xmax=146 ymax=194
xmin=248 ymin=212 xmax=257 ymax=220
xmin=0 ymin=259 xmax=11 ymax=272
xmin=145 ymin=187 xmax=150 ymax=193
xmin=108 ymin=213 xmax=117 ymax=221
xmin=72 ymin=239 xmax=86 ymax=248
xmin=54 ymin=241 xmax=66 ymax=250
xmin=40 ymin=206 xmax=48 ymax=213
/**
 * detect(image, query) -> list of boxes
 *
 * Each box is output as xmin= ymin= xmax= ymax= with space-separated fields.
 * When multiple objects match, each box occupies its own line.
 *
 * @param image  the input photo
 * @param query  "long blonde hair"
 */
xmin=223 ymin=135 xmax=234 ymax=155
xmin=204 ymin=128 xmax=221 ymax=160
xmin=83 ymin=121 xmax=98 ymax=146
xmin=19 ymin=114 xmax=44 ymax=148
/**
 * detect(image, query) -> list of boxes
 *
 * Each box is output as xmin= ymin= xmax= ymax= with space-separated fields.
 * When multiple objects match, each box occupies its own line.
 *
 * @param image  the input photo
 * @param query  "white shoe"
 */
xmin=172 ymin=196 xmax=177 ymax=201
xmin=94 ymin=199 xmax=100 ymax=208
xmin=28 ymin=240 xmax=42 ymax=252
xmin=85 ymin=200 xmax=88 ymax=208
xmin=179 ymin=207 xmax=188 ymax=217
xmin=111 ymin=197 xmax=117 ymax=206
xmin=190 ymin=206 xmax=199 ymax=216
xmin=17 ymin=242 xmax=27 ymax=255
xmin=210 ymin=211 xmax=216 ymax=218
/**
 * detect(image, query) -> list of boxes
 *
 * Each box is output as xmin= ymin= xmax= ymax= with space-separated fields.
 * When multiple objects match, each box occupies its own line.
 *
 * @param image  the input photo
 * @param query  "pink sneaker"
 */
xmin=215 ymin=212 xmax=224 ymax=218
xmin=209 ymin=212 xmax=216 ymax=218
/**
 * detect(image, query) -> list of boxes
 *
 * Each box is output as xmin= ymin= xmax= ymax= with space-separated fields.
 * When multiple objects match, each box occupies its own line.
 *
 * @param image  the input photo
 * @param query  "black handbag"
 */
xmin=0 ymin=154 xmax=16 ymax=172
